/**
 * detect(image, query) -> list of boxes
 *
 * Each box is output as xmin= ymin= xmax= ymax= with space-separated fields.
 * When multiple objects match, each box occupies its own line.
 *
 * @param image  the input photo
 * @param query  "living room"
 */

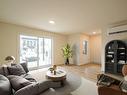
xmin=0 ymin=0 xmax=127 ymax=95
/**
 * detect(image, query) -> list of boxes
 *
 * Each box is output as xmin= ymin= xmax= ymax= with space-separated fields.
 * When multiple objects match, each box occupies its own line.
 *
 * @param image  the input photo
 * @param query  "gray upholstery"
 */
xmin=0 ymin=64 xmax=62 ymax=95
xmin=38 ymin=80 xmax=61 ymax=94
xmin=0 ymin=74 xmax=11 ymax=95
xmin=7 ymin=75 xmax=32 ymax=91
xmin=20 ymin=63 xmax=29 ymax=73
xmin=15 ymin=80 xmax=61 ymax=95
xmin=0 ymin=67 xmax=4 ymax=75
xmin=0 ymin=66 xmax=9 ymax=76
xmin=14 ymin=83 xmax=39 ymax=95
xmin=0 ymin=63 xmax=29 ymax=76
xmin=4 ymin=66 xmax=9 ymax=76
xmin=7 ymin=64 xmax=26 ymax=76
xmin=21 ymin=74 xmax=36 ymax=82
xmin=44 ymin=80 xmax=61 ymax=88
xmin=11 ymin=63 xmax=29 ymax=73
xmin=14 ymin=82 xmax=49 ymax=95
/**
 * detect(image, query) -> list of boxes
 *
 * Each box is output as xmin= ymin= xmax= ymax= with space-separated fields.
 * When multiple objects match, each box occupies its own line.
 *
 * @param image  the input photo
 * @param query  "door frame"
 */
xmin=19 ymin=35 xmax=53 ymax=70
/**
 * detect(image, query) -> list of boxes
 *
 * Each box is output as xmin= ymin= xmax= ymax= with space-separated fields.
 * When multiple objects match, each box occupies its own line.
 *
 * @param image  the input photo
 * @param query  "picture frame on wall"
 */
xmin=83 ymin=40 xmax=88 ymax=55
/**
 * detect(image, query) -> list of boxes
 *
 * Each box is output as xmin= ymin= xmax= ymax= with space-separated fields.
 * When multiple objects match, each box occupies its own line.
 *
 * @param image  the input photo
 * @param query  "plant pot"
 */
xmin=65 ymin=58 xmax=69 ymax=65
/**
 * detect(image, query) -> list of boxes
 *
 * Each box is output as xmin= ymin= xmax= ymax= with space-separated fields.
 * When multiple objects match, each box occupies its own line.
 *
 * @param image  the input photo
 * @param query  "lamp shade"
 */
xmin=5 ymin=56 xmax=15 ymax=61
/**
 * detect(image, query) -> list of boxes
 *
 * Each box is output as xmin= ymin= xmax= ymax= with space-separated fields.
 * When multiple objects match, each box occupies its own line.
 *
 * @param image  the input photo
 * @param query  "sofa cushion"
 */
xmin=0 ymin=74 xmax=12 ymax=95
xmin=0 ymin=67 xmax=4 ymax=75
xmin=7 ymin=75 xmax=32 ymax=91
xmin=3 ymin=66 xmax=9 ymax=76
xmin=11 ymin=63 xmax=29 ymax=73
xmin=21 ymin=74 xmax=36 ymax=82
xmin=15 ymin=81 xmax=52 ymax=95
xmin=0 ymin=66 xmax=9 ymax=76
xmin=20 ymin=63 xmax=29 ymax=73
xmin=7 ymin=64 xmax=26 ymax=76
xmin=14 ymin=83 xmax=39 ymax=95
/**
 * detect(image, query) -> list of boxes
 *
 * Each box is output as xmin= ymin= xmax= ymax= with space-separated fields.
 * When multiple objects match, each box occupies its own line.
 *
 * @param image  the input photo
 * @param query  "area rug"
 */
xmin=29 ymin=68 xmax=98 ymax=95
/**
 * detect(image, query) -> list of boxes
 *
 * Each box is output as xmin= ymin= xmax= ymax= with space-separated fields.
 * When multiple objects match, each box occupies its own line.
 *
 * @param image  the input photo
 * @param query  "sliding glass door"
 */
xmin=38 ymin=38 xmax=52 ymax=66
xmin=20 ymin=35 xmax=52 ymax=69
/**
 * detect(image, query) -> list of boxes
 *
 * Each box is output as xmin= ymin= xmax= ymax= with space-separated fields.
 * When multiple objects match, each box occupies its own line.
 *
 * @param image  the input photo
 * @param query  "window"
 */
xmin=83 ymin=40 xmax=88 ymax=55
xmin=20 ymin=35 xmax=52 ymax=69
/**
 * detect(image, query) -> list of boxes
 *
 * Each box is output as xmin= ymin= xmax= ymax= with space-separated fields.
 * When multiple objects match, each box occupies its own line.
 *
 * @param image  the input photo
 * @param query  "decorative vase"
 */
xmin=49 ymin=67 xmax=54 ymax=73
xmin=54 ymin=70 xmax=56 ymax=75
xmin=50 ymin=70 xmax=53 ymax=73
xmin=53 ymin=65 xmax=57 ymax=70
xmin=122 ymin=64 xmax=127 ymax=76
xmin=65 ymin=58 xmax=69 ymax=65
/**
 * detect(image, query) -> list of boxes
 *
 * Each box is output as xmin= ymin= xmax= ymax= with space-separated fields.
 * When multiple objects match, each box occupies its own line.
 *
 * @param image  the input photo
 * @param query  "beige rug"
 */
xmin=29 ymin=68 xmax=98 ymax=95
xmin=71 ymin=77 xmax=98 ymax=95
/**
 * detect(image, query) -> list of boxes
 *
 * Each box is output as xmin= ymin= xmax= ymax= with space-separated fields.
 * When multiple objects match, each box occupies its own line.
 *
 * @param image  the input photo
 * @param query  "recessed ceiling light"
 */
xmin=49 ymin=20 xmax=55 ymax=24
xmin=93 ymin=32 xmax=96 ymax=34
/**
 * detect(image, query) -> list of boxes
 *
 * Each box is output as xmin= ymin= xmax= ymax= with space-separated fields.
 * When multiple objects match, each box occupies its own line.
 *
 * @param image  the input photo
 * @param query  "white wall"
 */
xmin=68 ymin=33 xmax=90 ymax=65
xmin=0 ymin=22 xmax=67 ymax=65
xmin=80 ymin=34 xmax=90 ymax=65
xmin=90 ymin=34 xmax=102 ymax=64
xmin=101 ymin=26 xmax=127 ymax=72
xmin=68 ymin=34 xmax=80 ymax=65
xmin=0 ymin=22 xmax=103 ymax=67
xmin=0 ymin=31 xmax=1 ymax=62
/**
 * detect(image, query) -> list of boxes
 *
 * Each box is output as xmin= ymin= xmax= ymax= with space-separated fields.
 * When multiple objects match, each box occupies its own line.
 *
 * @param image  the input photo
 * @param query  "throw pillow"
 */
xmin=20 ymin=63 xmax=29 ymax=73
xmin=0 ymin=67 xmax=4 ymax=75
xmin=11 ymin=63 xmax=29 ymax=73
xmin=7 ymin=75 xmax=32 ymax=91
xmin=7 ymin=64 xmax=26 ymax=76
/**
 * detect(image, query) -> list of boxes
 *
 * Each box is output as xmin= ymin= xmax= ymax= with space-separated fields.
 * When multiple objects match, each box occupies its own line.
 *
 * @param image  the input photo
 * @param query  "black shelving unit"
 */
xmin=105 ymin=40 xmax=127 ymax=75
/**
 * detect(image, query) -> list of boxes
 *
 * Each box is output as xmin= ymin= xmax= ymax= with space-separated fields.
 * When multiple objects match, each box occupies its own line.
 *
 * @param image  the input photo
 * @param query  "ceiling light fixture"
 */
xmin=93 ymin=32 xmax=96 ymax=34
xmin=49 ymin=20 xmax=55 ymax=24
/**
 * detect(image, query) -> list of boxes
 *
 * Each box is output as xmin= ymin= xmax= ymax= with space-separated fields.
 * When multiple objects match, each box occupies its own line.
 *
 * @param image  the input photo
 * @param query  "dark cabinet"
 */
xmin=105 ymin=40 xmax=127 ymax=75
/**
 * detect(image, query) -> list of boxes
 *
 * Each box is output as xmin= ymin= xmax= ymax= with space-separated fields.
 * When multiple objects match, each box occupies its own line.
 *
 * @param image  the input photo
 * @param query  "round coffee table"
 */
xmin=46 ymin=69 xmax=66 ymax=86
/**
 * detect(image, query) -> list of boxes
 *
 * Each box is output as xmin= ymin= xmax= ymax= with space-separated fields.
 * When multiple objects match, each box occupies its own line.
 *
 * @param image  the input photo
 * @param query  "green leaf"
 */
xmin=61 ymin=44 xmax=72 ymax=59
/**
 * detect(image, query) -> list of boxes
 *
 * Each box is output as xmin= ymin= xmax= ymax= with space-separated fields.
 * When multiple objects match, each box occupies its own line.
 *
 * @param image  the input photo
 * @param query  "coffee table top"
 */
xmin=46 ymin=69 xmax=66 ymax=78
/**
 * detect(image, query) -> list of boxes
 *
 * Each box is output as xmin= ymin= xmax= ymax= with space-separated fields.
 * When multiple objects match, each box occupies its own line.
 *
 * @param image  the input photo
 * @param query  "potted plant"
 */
xmin=48 ymin=65 xmax=57 ymax=75
xmin=62 ymin=44 xmax=72 ymax=65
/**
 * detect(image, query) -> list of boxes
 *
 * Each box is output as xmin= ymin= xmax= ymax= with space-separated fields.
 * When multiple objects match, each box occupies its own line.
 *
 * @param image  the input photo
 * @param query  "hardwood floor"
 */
xmin=59 ymin=63 xmax=101 ymax=82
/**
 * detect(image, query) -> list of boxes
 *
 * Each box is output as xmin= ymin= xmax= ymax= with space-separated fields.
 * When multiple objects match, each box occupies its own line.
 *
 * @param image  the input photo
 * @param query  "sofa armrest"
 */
xmin=38 ymin=80 xmax=61 ymax=91
xmin=46 ymin=80 xmax=61 ymax=88
xmin=38 ymin=81 xmax=50 ymax=93
xmin=14 ymin=83 xmax=39 ymax=95
xmin=14 ymin=81 xmax=51 ymax=95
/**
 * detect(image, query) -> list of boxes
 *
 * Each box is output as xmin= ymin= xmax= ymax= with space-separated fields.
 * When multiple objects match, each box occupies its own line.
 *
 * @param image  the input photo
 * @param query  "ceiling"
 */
xmin=0 ymin=0 xmax=127 ymax=35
